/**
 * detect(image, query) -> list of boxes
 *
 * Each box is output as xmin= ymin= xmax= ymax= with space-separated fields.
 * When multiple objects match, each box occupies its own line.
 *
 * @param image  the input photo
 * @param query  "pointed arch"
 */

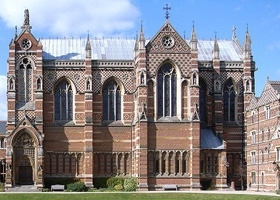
xmin=102 ymin=77 xmax=123 ymax=121
xmin=157 ymin=62 xmax=177 ymax=118
xmin=54 ymin=78 xmax=74 ymax=122
xmin=17 ymin=57 xmax=34 ymax=103
xmin=223 ymin=78 xmax=236 ymax=122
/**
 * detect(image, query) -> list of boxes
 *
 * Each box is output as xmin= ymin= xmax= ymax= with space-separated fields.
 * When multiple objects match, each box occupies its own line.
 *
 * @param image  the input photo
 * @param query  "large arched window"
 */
xmin=199 ymin=79 xmax=207 ymax=123
xmin=223 ymin=78 xmax=236 ymax=121
xmin=157 ymin=63 xmax=177 ymax=118
xmin=54 ymin=80 xmax=73 ymax=122
xmin=103 ymin=79 xmax=121 ymax=121
xmin=17 ymin=57 xmax=33 ymax=103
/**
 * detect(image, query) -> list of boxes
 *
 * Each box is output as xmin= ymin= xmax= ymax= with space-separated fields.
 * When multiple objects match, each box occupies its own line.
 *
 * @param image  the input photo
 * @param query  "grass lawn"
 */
xmin=0 ymin=192 xmax=278 ymax=200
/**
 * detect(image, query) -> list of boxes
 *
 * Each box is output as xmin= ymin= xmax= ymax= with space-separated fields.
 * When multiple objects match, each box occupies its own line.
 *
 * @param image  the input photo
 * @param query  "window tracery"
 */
xmin=54 ymin=80 xmax=73 ymax=122
xmin=223 ymin=79 xmax=236 ymax=122
xmin=17 ymin=57 xmax=33 ymax=103
xmin=157 ymin=63 xmax=177 ymax=118
xmin=103 ymin=79 xmax=121 ymax=121
xmin=199 ymin=79 xmax=207 ymax=123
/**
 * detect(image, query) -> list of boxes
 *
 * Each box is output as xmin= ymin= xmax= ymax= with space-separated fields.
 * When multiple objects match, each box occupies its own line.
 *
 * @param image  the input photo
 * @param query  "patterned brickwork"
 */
xmin=15 ymin=110 xmax=35 ymax=123
xmin=44 ymin=68 xmax=85 ymax=93
xmin=92 ymin=69 xmax=134 ymax=93
xmin=147 ymin=53 xmax=192 ymax=78
xmin=147 ymin=23 xmax=190 ymax=53
xmin=200 ymin=69 xmax=243 ymax=93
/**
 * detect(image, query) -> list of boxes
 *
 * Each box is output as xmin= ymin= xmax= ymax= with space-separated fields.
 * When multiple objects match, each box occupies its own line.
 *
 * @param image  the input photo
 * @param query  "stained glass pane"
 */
xmin=109 ymin=88 xmax=114 ymax=120
xmin=55 ymin=90 xmax=60 ymax=120
xmin=223 ymin=79 xmax=235 ymax=122
xmin=157 ymin=64 xmax=177 ymax=118
xmin=61 ymin=86 xmax=67 ymax=120
xmin=230 ymin=90 xmax=235 ymax=121
xmin=171 ymin=73 xmax=177 ymax=116
xmin=199 ymin=82 xmax=207 ymax=122
xmin=157 ymin=73 xmax=163 ymax=117
xmin=164 ymin=75 xmax=170 ymax=116
xmin=68 ymin=87 xmax=73 ymax=120
xmin=116 ymin=88 xmax=121 ymax=120
xmin=223 ymin=90 xmax=229 ymax=121
xmin=103 ymin=89 xmax=108 ymax=120
xmin=54 ymin=80 xmax=73 ymax=122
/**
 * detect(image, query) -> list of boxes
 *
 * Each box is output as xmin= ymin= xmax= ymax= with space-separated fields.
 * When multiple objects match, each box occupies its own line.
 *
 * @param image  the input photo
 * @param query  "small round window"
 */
xmin=162 ymin=35 xmax=174 ymax=48
xmin=21 ymin=39 xmax=32 ymax=50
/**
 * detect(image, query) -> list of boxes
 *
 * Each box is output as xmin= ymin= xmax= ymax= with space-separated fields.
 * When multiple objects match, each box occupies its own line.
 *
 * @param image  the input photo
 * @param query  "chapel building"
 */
xmin=0 ymin=9 xmax=255 ymax=190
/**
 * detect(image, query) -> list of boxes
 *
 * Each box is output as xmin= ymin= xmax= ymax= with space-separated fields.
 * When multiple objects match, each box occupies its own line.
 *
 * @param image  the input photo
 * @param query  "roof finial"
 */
xmin=14 ymin=26 xmax=17 ymax=39
xmin=214 ymin=31 xmax=217 ymax=40
xmin=232 ymin=26 xmax=237 ymax=40
xmin=23 ymin=9 xmax=30 ymax=26
xmin=21 ymin=9 xmax=32 ymax=32
xmin=192 ymin=20 xmax=195 ymax=29
xmin=163 ymin=4 xmax=171 ymax=20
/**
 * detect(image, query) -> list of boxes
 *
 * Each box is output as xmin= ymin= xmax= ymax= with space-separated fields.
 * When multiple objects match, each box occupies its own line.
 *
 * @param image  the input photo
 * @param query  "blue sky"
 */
xmin=0 ymin=0 xmax=279 ymax=120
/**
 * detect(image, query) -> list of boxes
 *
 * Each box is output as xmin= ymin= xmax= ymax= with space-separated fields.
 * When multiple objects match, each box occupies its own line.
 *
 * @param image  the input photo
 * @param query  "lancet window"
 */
xmin=17 ymin=57 xmax=33 ymax=102
xmin=103 ymin=79 xmax=121 ymax=121
xmin=157 ymin=63 xmax=177 ymax=118
xmin=54 ymin=80 xmax=73 ymax=122
xmin=223 ymin=78 xmax=236 ymax=122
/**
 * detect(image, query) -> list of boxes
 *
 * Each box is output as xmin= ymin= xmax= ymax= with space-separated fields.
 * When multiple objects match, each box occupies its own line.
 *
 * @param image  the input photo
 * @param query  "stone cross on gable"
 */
xmin=163 ymin=4 xmax=171 ymax=20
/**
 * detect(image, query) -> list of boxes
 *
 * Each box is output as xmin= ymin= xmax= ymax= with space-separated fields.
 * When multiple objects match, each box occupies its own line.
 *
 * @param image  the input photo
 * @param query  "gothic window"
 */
xmin=223 ymin=79 xmax=236 ymax=121
xmin=157 ymin=63 xmax=177 ymax=118
xmin=54 ymin=80 xmax=73 ymax=122
xmin=199 ymin=79 xmax=207 ymax=123
xmin=17 ymin=57 xmax=33 ymax=102
xmin=103 ymin=79 xmax=121 ymax=121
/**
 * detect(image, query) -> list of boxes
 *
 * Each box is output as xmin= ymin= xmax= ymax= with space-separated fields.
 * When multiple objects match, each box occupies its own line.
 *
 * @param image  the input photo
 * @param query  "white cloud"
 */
xmin=0 ymin=0 xmax=140 ymax=36
xmin=0 ymin=75 xmax=7 ymax=120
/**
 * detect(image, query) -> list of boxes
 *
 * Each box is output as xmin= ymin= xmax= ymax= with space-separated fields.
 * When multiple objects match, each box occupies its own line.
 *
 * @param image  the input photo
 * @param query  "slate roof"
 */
xmin=247 ymin=80 xmax=280 ymax=110
xmin=0 ymin=121 xmax=6 ymax=135
xmin=201 ymin=129 xmax=224 ymax=149
xmin=41 ymin=38 xmax=136 ymax=60
xmin=40 ymin=38 xmax=244 ymax=62
xmin=197 ymin=40 xmax=243 ymax=61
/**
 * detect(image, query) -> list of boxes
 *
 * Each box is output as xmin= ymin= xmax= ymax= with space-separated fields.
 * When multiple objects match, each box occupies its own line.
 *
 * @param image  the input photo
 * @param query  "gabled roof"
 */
xmin=40 ymin=37 xmax=244 ymax=62
xmin=196 ymin=40 xmax=243 ymax=61
xmin=270 ymin=81 xmax=280 ymax=93
xmin=41 ymin=38 xmax=136 ymax=60
xmin=247 ymin=80 xmax=280 ymax=110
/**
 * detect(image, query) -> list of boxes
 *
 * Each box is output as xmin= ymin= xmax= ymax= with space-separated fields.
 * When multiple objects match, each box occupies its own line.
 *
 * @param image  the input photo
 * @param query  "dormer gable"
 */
xmin=146 ymin=21 xmax=190 ymax=54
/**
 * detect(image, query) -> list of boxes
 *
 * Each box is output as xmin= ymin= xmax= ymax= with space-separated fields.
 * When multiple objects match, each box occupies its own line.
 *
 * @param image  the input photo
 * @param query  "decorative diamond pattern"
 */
xmin=44 ymin=69 xmax=85 ymax=93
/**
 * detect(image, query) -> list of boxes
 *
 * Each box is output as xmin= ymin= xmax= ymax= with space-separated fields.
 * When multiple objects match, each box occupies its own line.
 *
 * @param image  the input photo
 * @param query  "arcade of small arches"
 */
xmin=43 ymin=152 xmax=84 ymax=177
